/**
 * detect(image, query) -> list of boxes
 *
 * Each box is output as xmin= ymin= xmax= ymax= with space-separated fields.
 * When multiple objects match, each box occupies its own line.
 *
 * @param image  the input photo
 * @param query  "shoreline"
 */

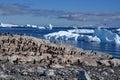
xmin=0 ymin=34 xmax=120 ymax=80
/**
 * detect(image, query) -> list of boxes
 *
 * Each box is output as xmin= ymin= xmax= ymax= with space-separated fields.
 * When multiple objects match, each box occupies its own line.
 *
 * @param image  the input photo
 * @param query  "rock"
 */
xmin=0 ymin=64 xmax=6 ymax=71
xmin=98 ymin=76 xmax=104 ymax=80
xmin=9 ymin=55 xmax=19 ymax=64
xmin=44 ymin=69 xmax=55 ymax=76
xmin=50 ymin=64 xmax=64 ymax=69
xmin=21 ymin=71 xmax=28 ymax=76
xmin=102 ymin=71 xmax=108 ymax=76
xmin=77 ymin=71 xmax=91 ymax=80
xmin=0 ymin=71 xmax=8 ymax=79
xmin=99 ymin=60 xmax=110 ymax=66
xmin=28 ymin=67 xmax=36 ymax=73
xmin=110 ymin=59 xmax=120 ymax=66
xmin=36 ymin=67 xmax=46 ymax=76
xmin=103 ymin=68 xmax=114 ymax=73
xmin=10 ymin=67 xmax=20 ymax=74
xmin=82 ymin=61 xmax=97 ymax=66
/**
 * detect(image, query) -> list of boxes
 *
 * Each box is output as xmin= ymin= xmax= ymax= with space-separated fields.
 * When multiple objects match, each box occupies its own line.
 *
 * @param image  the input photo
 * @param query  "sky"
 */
xmin=0 ymin=0 xmax=120 ymax=26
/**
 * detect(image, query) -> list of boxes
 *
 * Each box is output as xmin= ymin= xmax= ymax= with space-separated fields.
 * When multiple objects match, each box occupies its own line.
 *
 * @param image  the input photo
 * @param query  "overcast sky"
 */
xmin=0 ymin=0 xmax=120 ymax=26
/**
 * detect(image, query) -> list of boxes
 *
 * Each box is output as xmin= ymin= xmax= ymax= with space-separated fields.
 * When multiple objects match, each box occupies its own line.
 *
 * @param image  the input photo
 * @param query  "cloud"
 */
xmin=0 ymin=4 xmax=29 ymax=15
xmin=58 ymin=12 xmax=120 ymax=22
xmin=0 ymin=4 xmax=120 ymax=22
xmin=0 ymin=4 xmax=66 ymax=16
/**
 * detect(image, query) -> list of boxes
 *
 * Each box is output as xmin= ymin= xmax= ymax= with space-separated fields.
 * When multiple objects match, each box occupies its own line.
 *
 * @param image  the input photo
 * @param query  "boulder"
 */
xmin=50 ymin=64 xmax=64 ymax=69
xmin=103 ymin=68 xmax=114 ymax=74
xmin=77 ymin=71 xmax=91 ymax=80
xmin=82 ymin=60 xmax=97 ymax=66
xmin=101 ymin=71 xmax=108 ymax=76
xmin=36 ymin=67 xmax=46 ymax=76
xmin=99 ymin=60 xmax=110 ymax=66
xmin=110 ymin=59 xmax=120 ymax=66
xmin=44 ymin=69 xmax=55 ymax=76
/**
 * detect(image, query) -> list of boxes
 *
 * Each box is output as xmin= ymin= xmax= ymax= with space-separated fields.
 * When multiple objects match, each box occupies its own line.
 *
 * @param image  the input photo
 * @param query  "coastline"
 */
xmin=0 ymin=34 xmax=120 ymax=80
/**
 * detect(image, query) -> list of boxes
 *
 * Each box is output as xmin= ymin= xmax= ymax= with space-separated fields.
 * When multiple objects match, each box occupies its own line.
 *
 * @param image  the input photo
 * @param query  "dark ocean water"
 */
xmin=0 ymin=27 xmax=120 ymax=58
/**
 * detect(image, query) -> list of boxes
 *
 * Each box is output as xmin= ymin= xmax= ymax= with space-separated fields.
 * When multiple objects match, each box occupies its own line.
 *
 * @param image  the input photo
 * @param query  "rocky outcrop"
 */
xmin=0 ymin=34 xmax=120 ymax=80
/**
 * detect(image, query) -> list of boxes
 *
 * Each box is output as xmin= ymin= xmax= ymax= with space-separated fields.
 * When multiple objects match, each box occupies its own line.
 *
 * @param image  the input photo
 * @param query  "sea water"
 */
xmin=0 ymin=27 xmax=120 ymax=58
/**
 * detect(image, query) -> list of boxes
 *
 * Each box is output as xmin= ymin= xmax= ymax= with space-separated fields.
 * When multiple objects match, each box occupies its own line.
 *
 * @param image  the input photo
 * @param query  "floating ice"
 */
xmin=68 ymin=29 xmax=94 ymax=34
xmin=0 ymin=23 xmax=48 ymax=30
xmin=44 ymin=28 xmax=120 ymax=44
xmin=25 ymin=24 xmax=37 ymax=28
xmin=94 ymin=29 xmax=120 ymax=44
xmin=25 ymin=24 xmax=52 ymax=30
xmin=78 ymin=35 xmax=100 ymax=42
xmin=44 ymin=31 xmax=100 ymax=42
xmin=48 ymin=24 xmax=53 ymax=30
xmin=116 ymin=28 xmax=120 ymax=32
xmin=0 ymin=23 xmax=18 ymax=27
xmin=44 ymin=31 xmax=79 ymax=41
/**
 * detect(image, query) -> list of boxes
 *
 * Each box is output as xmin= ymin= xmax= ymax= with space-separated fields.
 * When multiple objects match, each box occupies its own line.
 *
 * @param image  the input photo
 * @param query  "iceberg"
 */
xmin=44 ymin=28 xmax=120 ymax=44
xmin=44 ymin=31 xmax=79 ymax=41
xmin=93 ymin=29 xmax=120 ymax=44
xmin=25 ymin=24 xmax=37 ymax=28
xmin=38 ymin=26 xmax=46 ymax=29
xmin=46 ymin=24 xmax=53 ymax=30
xmin=68 ymin=29 xmax=94 ymax=34
xmin=0 ymin=23 xmax=18 ymax=27
xmin=0 ymin=23 xmax=50 ymax=30
xmin=44 ymin=31 xmax=100 ymax=42
xmin=25 ymin=24 xmax=46 ymax=29
xmin=78 ymin=35 xmax=100 ymax=42
xmin=116 ymin=28 xmax=120 ymax=32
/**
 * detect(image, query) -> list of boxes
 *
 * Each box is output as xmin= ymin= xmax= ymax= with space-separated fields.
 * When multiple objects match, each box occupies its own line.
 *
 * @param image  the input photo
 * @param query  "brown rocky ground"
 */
xmin=0 ymin=34 xmax=120 ymax=80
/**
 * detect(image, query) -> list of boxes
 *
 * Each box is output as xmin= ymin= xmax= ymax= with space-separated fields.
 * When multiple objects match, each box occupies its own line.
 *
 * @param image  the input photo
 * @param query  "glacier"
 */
xmin=44 ymin=28 xmax=120 ymax=44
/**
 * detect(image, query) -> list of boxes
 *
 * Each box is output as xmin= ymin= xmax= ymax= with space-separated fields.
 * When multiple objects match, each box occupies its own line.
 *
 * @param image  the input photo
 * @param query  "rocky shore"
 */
xmin=0 ymin=34 xmax=120 ymax=80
